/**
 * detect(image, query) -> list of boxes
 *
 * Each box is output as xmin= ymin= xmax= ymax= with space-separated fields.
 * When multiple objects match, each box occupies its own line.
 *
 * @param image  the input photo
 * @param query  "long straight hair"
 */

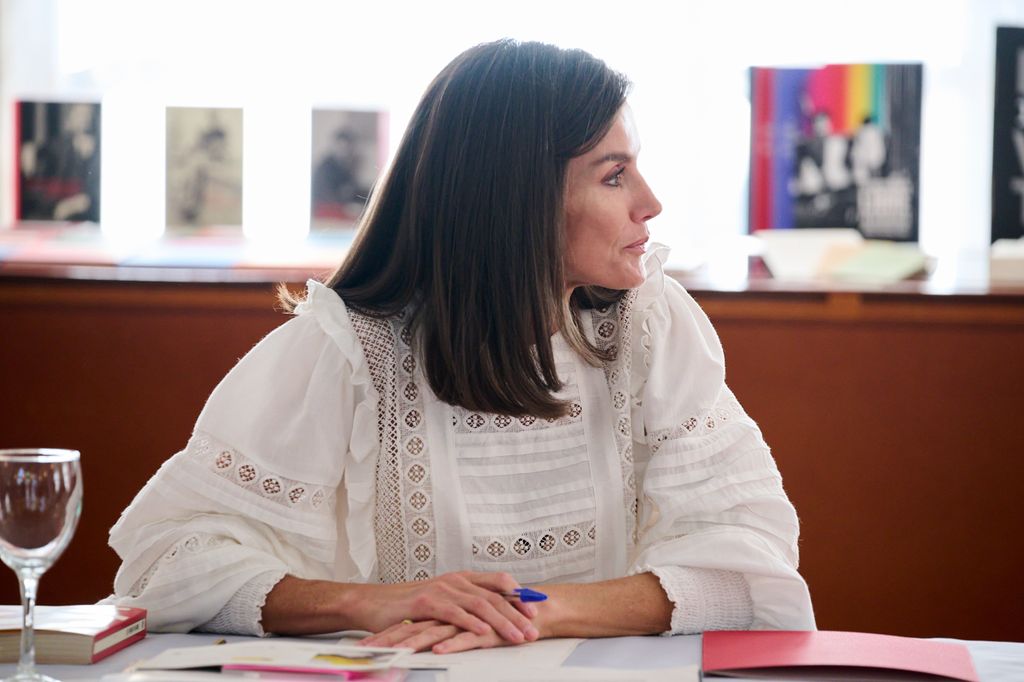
xmin=289 ymin=40 xmax=630 ymax=419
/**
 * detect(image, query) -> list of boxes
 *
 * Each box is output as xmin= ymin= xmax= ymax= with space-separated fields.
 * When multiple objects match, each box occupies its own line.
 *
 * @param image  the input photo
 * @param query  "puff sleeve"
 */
xmin=627 ymin=249 xmax=816 ymax=633
xmin=105 ymin=281 xmax=380 ymax=633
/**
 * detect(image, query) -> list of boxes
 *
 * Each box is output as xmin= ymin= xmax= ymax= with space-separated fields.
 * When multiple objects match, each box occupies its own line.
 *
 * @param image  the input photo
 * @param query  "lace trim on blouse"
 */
xmin=189 ymin=432 xmax=332 ymax=512
xmin=127 ymin=532 xmax=231 ymax=598
xmin=591 ymin=290 xmax=640 ymax=546
xmin=349 ymin=309 xmax=437 ymax=583
xmin=646 ymin=388 xmax=746 ymax=453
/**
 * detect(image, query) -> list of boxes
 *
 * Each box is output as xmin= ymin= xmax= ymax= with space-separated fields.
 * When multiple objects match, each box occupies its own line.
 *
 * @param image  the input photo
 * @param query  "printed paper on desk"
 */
xmin=445 ymin=664 xmax=699 ymax=682
xmin=703 ymin=630 xmax=979 ymax=682
xmin=355 ymin=637 xmax=583 ymax=670
xmin=137 ymin=640 xmax=407 ymax=673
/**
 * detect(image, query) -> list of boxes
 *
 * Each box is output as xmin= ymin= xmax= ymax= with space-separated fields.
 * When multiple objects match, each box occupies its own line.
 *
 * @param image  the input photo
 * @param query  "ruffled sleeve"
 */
xmin=106 ymin=281 xmax=380 ymax=633
xmin=626 ymin=247 xmax=816 ymax=632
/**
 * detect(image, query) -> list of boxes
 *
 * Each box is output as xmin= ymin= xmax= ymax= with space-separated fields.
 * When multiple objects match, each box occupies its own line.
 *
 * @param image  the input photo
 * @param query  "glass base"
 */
xmin=3 ymin=671 xmax=62 ymax=682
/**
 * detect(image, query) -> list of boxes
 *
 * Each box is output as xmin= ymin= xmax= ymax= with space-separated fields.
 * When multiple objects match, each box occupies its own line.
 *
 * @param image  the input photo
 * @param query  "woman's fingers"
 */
xmin=367 ymin=572 xmax=540 ymax=645
xmin=453 ymin=574 xmax=539 ymax=642
xmin=360 ymin=620 xmax=460 ymax=652
xmin=433 ymin=628 xmax=505 ymax=654
xmin=406 ymin=573 xmax=537 ymax=644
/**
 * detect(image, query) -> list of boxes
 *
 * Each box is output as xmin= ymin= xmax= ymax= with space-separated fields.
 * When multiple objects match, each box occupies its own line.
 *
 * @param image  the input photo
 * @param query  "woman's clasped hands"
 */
xmin=358 ymin=571 xmax=543 ymax=654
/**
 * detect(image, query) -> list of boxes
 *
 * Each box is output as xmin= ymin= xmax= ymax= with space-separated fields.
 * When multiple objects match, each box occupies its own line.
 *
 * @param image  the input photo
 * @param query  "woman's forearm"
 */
xmin=536 ymin=572 xmax=673 ymax=638
xmin=261 ymin=575 xmax=368 ymax=635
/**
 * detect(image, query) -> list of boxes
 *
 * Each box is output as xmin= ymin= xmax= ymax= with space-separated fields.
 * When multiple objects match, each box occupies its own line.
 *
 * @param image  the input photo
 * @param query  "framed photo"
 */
xmin=311 ymin=109 xmax=386 ymax=230
xmin=992 ymin=26 xmax=1024 ymax=243
xmin=16 ymin=101 xmax=101 ymax=224
xmin=165 ymin=107 xmax=243 ymax=230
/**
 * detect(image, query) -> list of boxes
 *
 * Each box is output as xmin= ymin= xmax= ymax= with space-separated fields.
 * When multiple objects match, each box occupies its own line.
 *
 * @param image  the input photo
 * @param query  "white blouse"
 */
xmin=105 ymin=246 xmax=816 ymax=635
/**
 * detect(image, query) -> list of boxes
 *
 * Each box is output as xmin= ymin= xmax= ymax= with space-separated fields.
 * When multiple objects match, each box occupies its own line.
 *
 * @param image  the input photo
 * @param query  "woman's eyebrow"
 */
xmin=590 ymin=152 xmax=633 ymax=167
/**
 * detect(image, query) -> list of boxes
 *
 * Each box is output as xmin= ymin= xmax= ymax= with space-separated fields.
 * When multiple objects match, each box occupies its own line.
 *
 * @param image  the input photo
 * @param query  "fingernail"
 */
xmin=509 ymin=629 xmax=525 ymax=643
xmin=525 ymin=625 xmax=539 ymax=640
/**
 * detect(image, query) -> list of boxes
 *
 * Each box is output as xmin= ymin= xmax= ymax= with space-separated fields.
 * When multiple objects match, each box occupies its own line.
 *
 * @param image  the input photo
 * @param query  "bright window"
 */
xmin=1 ymin=0 xmax=1022 ymax=259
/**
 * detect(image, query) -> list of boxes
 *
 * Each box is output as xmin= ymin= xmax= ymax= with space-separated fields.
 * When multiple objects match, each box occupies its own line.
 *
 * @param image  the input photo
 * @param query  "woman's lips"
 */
xmin=624 ymin=237 xmax=649 ymax=252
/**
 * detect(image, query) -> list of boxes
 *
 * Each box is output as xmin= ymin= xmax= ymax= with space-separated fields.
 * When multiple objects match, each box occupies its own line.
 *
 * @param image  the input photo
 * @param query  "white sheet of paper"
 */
xmin=334 ymin=636 xmax=583 ymax=670
xmin=137 ymin=640 xmax=406 ymax=671
xmin=444 ymin=664 xmax=700 ymax=682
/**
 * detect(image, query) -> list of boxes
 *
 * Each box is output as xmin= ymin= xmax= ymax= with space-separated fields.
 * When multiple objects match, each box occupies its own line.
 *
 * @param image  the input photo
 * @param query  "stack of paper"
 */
xmin=990 ymin=238 xmax=1024 ymax=283
xmin=754 ymin=229 xmax=928 ymax=284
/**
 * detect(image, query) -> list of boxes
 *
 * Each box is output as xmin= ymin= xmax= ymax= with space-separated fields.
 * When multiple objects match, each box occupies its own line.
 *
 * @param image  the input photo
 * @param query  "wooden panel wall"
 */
xmin=0 ymin=279 xmax=1021 ymax=641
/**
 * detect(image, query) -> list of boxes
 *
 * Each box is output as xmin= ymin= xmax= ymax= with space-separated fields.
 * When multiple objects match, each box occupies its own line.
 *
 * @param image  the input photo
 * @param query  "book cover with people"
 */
xmin=992 ymin=26 xmax=1024 ymax=243
xmin=311 ymin=109 xmax=387 ymax=231
xmin=165 ymin=106 xmax=243 ymax=230
xmin=15 ymin=101 xmax=101 ymax=225
xmin=748 ymin=63 xmax=923 ymax=241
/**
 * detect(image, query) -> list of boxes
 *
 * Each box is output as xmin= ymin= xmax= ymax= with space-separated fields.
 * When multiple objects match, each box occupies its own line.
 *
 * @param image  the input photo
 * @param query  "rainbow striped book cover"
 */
xmin=749 ymin=63 xmax=923 ymax=241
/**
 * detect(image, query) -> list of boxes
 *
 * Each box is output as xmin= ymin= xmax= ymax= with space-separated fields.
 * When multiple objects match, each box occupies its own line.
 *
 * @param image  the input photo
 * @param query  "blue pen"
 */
xmin=502 ymin=587 xmax=548 ymax=602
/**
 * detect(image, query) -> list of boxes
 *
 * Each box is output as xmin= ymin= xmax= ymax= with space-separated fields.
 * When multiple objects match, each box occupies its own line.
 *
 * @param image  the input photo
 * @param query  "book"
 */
xmin=0 ymin=604 xmax=146 ymax=664
xmin=15 ymin=101 xmax=101 ymax=224
xmin=749 ymin=63 xmax=923 ymax=242
xmin=992 ymin=26 xmax=1024 ymax=243
xmin=165 ymin=107 xmax=243 ymax=231
xmin=703 ymin=630 xmax=979 ymax=681
xmin=311 ymin=109 xmax=388 ymax=231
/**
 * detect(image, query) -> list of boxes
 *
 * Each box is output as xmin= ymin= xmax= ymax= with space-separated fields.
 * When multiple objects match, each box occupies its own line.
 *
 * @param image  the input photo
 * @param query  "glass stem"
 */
xmin=17 ymin=569 xmax=40 ymax=676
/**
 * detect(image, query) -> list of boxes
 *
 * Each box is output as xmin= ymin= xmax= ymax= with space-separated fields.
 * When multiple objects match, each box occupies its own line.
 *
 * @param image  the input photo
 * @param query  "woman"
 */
xmin=107 ymin=39 xmax=815 ymax=653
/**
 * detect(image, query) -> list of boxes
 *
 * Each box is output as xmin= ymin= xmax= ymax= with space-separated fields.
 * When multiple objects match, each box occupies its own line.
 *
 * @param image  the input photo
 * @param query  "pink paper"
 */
xmin=703 ymin=630 xmax=978 ymax=682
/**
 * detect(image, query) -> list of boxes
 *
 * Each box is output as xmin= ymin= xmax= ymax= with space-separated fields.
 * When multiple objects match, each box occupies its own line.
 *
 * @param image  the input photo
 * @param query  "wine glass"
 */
xmin=0 ymin=449 xmax=82 ymax=682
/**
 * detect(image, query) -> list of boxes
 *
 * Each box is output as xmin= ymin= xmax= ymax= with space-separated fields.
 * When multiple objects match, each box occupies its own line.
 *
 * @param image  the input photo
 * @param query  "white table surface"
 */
xmin=2 ymin=632 xmax=1022 ymax=681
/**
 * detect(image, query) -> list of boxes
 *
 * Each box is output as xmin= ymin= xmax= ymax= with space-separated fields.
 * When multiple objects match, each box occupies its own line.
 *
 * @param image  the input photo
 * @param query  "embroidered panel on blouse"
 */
xmin=348 ymin=296 xmax=640 ymax=585
xmin=645 ymin=386 xmax=745 ymax=454
xmin=349 ymin=309 xmax=438 ymax=583
xmin=589 ymin=290 xmax=639 ymax=548
xmin=188 ymin=431 xmax=333 ymax=514
xmin=451 ymin=346 xmax=599 ymax=583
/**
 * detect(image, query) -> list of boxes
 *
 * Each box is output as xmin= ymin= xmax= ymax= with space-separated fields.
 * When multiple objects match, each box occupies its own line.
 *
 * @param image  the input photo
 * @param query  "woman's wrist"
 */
xmin=532 ymin=585 xmax=571 ymax=639
xmin=262 ymin=575 xmax=372 ymax=635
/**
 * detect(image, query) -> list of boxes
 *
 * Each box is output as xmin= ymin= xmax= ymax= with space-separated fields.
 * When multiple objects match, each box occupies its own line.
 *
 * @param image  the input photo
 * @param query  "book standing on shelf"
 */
xmin=311 ymin=108 xmax=388 ymax=231
xmin=0 ymin=605 xmax=146 ymax=664
xmin=992 ymin=26 xmax=1024 ymax=243
xmin=749 ymin=63 xmax=923 ymax=242
xmin=15 ymin=101 xmax=101 ymax=225
xmin=165 ymin=106 xmax=244 ymax=231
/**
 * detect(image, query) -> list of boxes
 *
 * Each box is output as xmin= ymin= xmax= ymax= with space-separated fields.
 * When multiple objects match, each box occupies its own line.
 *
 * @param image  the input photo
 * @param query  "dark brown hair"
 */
xmin=285 ymin=39 xmax=631 ymax=418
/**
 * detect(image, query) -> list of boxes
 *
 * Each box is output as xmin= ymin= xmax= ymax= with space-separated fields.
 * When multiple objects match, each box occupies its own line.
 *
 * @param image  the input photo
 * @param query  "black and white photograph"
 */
xmin=165 ymin=106 xmax=243 ymax=230
xmin=992 ymin=26 xmax=1024 ymax=243
xmin=310 ymin=109 xmax=385 ymax=230
xmin=17 ymin=101 xmax=101 ymax=224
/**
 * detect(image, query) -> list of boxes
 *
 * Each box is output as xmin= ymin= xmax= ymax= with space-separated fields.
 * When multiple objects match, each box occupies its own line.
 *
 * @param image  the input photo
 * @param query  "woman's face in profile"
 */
xmin=563 ymin=106 xmax=662 ymax=292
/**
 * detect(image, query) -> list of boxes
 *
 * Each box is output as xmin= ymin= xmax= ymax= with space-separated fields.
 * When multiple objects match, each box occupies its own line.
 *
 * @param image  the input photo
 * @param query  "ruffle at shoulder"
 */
xmin=628 ymin=245 xmax=727 ymax=434
xmin=296 ymin=280 xmax=380 ymax=581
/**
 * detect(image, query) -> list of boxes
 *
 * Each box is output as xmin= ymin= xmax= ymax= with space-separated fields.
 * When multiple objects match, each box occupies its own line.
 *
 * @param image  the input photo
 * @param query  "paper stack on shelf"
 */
xmin=755 ymin=228 xmax=927 ymax=284
xmin=990 ymin=238 xmax=1024 ymax=283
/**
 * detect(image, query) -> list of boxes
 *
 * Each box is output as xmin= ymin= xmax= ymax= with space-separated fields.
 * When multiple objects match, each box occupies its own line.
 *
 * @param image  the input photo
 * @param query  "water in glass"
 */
xmin=0 ymin=449 xmax=82 ymax=682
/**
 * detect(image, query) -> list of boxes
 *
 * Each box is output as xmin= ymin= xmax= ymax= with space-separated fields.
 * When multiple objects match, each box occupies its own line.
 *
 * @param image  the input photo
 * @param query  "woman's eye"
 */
xmin=604 ymin=167 xmax=626 ymax=187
